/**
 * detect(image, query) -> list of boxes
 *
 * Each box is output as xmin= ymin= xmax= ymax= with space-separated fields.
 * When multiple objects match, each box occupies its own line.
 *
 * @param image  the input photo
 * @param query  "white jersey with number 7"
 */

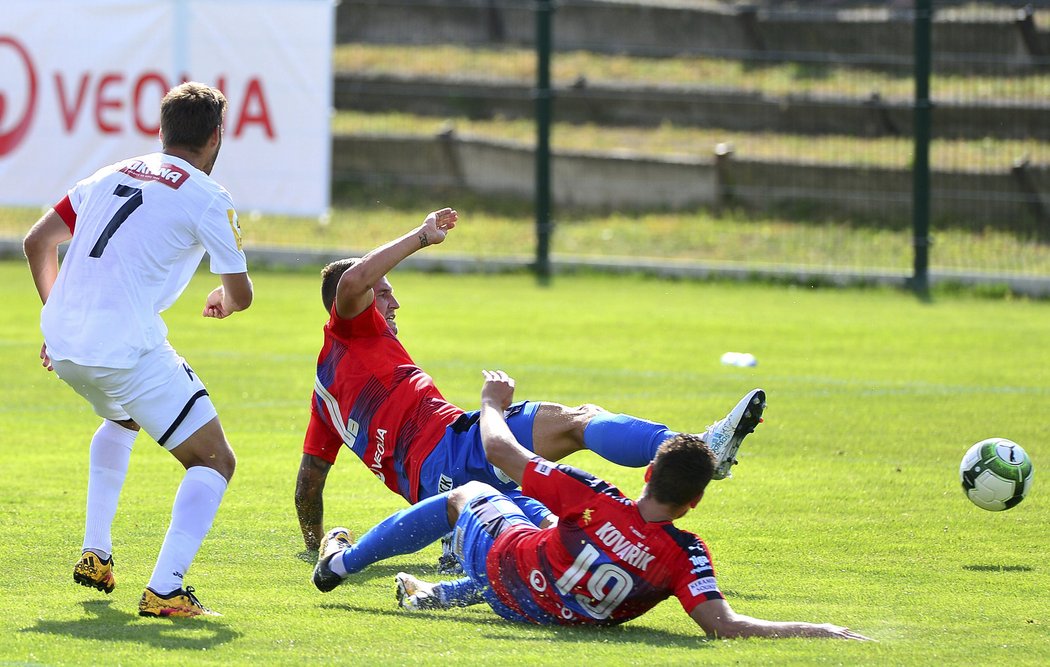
xmin=41 ymin=152 xmax=247 ymax=369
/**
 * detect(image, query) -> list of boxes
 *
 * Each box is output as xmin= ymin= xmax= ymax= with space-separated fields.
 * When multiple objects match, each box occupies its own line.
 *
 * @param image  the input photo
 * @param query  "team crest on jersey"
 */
xmin=226 ymin=209 xmax=243 ymax=250
xmin=119 ymin=160 xmax=188 ymax=189
xmin=581 ymin=508 xmax=594 ymax=524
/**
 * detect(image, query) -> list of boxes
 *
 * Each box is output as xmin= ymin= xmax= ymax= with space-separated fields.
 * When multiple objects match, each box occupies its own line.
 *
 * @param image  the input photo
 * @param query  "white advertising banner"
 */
xmin=0 ymin=0 xmax=333 ymax=217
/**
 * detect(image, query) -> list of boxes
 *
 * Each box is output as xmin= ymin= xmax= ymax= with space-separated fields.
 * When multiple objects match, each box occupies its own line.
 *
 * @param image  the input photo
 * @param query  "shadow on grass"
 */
xmin=20 ymin=599 xmax=241 ymax=650
xmin=962 ymin=564 xmax=1033 ymax=573
xmin=318 ymin=602 xmax=714 ymax=648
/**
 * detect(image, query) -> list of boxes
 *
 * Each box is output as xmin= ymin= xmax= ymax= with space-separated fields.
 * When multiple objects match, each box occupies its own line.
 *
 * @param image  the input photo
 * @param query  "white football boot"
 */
xmin=702 ymin=389 xmax=765 ymax=480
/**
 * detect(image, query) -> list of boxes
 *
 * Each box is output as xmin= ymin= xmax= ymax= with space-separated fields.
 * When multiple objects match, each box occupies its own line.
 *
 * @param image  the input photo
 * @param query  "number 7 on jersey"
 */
xmin=89 ymin=184 xmax=143 ymax=258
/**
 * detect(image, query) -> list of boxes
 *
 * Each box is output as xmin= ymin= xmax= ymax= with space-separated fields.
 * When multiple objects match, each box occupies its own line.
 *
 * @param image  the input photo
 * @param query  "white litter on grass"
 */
xmin=720 ymin=352 xmax=757 ymax=367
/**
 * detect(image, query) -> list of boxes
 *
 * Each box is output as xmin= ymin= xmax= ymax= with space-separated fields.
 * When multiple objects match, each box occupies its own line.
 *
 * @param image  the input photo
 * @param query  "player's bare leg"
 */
xmin=530 ymin=402 xmax=605 ymax=460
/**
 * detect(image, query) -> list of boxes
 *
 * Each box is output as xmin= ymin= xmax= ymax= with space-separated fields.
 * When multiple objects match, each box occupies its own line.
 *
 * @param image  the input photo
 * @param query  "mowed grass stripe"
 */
xmin=0 ymin=262 xmax=1047 ymax=665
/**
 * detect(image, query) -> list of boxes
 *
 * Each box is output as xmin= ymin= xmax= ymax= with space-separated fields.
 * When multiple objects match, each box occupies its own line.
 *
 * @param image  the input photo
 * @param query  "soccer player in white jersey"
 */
xmin=23 ymin=82 xmax=253 ymax=618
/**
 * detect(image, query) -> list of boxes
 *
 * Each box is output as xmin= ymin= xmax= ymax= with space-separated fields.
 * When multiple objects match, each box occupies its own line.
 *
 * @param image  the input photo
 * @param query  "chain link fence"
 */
xmin=329 ymin=1 xmax=1050 ymax=291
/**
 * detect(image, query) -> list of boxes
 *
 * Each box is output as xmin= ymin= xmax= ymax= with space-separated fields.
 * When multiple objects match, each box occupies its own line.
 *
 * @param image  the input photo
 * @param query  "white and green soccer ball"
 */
xmin=959 ymin=438 xmax=1034 ymax=511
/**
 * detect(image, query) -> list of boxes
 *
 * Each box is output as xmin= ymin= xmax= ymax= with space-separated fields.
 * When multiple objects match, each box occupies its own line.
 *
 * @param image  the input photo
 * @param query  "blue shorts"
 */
xmin=418 ymin=401 xmax=550 ymax=524
xmin=452 ymin=486 xmax=537 ymax=623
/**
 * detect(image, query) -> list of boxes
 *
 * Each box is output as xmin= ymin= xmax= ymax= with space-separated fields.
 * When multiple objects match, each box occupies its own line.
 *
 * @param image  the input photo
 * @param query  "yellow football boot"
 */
xmin=138 ymin=586 xmax=220 ymax=618
xmin=73 ymin=550 xmax=115 ymax=594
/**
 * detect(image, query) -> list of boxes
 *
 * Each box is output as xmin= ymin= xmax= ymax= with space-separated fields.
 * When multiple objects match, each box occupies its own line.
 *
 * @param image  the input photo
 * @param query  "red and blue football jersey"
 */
xmin=303 ymin=302 xmax=463 ymax=502
xmin=486 ymin=459 xmax=724 ymax=625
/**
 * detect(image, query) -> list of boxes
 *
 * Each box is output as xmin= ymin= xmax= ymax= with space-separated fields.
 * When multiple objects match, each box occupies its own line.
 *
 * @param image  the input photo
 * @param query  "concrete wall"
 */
xmin=332 ymin=133 xmax=716 ymax=210
xmin=332 ymin=133 xmax=1049 ymax=227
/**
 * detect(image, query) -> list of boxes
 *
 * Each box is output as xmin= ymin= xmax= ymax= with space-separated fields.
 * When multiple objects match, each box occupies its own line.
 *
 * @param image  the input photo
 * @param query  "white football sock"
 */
xmin=83 ymin=420 xmax=138 ymax=558
xmin=147 ymin=466 xmax=228 ymax=594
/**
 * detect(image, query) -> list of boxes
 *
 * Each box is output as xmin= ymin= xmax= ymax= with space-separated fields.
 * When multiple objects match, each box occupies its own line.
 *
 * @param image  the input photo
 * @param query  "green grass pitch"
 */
xmin=0 ymin=260 xmax=1046 ymax=666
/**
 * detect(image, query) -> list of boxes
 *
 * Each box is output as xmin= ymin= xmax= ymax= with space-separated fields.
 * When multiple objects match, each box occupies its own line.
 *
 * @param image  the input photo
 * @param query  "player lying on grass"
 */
xmin=311 ymin=371 xmax=871 ymax=640
xmin=295 ymin=208 xmax=765 ymax=564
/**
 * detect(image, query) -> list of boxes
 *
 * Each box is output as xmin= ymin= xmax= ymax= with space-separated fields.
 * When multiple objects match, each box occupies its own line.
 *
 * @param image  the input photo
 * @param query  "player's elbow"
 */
xmin=23 ymin=225 xmax=50 ymax=260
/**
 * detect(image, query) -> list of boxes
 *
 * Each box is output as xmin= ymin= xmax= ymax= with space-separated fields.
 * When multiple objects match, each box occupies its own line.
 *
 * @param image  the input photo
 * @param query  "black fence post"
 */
xmin=534 ymin=0 xmax=553 ymax=286
xmin=911 ymin=0 xmax=933 ymax=296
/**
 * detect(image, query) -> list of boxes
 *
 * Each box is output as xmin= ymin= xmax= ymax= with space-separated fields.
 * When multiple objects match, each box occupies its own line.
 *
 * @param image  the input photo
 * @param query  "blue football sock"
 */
xmin=436 ymin=576 xmax=486 ymax=607
xmin=340 ymin=493 xmax=451 ymax=575
xmin=583 ymin=412 xmax=678 ymax=467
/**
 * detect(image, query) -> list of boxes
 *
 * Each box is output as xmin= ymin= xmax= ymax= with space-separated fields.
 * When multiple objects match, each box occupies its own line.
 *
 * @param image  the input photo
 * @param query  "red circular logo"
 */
xmin=0 ymin=36 xmax=38 ymax=157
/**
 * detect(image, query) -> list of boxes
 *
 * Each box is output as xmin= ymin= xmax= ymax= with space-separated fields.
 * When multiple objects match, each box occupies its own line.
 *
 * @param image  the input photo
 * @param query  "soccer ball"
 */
xmin=959 ymin=438 xmax=1034 ymax=511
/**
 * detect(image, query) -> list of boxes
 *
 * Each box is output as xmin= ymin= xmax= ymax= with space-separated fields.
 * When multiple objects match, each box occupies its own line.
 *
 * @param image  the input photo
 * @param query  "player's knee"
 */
xmin=574 ymin=403 xmax=606 ymax=421
xmin=448 ymin=480 xmax=490 ymax=505
xmin=446 ymin=481 xmax=495 ymax=520
xmin=199 ymin=444 xmax=236 ymax=481
xmin=565 ymin=403 xmax=607 ymax=441
xmin=219 ymin=447 xmax=236 ymax=481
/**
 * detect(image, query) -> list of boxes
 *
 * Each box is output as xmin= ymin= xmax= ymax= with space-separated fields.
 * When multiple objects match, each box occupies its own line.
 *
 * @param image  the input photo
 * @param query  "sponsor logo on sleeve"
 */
xmin=687 ymin=577 xmax=719 ymax=597
xmin=534 ymin=462 xmax=552 ymax=476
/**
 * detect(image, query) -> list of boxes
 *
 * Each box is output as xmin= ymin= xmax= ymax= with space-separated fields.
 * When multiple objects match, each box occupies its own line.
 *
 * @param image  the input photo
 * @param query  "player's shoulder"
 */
xmin=657 ymin=521 xmax=709 ymax=557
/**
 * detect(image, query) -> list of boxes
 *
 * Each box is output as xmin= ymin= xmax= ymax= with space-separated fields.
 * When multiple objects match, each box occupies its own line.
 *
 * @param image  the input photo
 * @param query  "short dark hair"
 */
xmin=320 ymin=258 xmax=359 ymax=313
xmin=160 ymin=82 xmax=226 ymax=150
xmin=647 ymin=434 xmax=715 ymax=506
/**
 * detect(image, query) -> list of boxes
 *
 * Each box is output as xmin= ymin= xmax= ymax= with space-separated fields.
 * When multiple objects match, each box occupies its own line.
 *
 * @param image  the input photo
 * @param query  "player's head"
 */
xmin=320 ymin=259 xmax=401 ymax=333
xmin=160 ymin=82 xmax=227 ymax=173
xmin=646 ymin=434 xmax=715 ymax=509
xmin=321 ymin=258 xmax=359 ymax=314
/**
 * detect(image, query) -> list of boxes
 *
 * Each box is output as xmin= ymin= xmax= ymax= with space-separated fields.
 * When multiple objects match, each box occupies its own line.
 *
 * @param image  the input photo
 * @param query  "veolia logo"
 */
xmin=0 ymin=36 xmax=38 ymax=157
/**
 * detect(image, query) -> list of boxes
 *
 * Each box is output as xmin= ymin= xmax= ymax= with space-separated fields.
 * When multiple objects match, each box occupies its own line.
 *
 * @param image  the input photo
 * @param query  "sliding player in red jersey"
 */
xmin=311 ymin=372 xmax=871 ymax=640
xmin=295 ymin=209 xmax=766 ymax=566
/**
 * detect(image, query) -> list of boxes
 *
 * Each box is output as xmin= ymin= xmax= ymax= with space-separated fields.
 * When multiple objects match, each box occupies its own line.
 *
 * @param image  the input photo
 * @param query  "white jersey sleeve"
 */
xmin=198 ymin=188 xmax=247 ymax=275
xmin=41 ymin=152 xmax=248 ymax=368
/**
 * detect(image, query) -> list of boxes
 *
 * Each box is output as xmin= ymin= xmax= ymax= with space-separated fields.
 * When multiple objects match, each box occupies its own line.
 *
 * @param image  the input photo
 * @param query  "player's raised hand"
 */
xmin=418 ymin=207 xmax=458 ymax=247
xmin=481 ymin=369 xmax=515 ymax=411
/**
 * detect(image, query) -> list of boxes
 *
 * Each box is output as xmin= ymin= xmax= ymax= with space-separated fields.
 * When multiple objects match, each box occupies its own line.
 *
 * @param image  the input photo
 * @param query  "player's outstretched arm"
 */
xmin=334 ymin=207 xmax=457 ymax=319
xmin=479 ymin=370 xmax=533 ymax=485
xmin=690 ymin=599 xmax=873 ymax=641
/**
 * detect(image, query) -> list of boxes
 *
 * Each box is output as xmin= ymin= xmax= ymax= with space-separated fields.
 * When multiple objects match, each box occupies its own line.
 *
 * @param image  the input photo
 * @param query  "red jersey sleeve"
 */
xmin=671 ymin=532 xmax=724 ymax=613
xmin=54 ymin=195 xmax=77 ymax=233
xmin=303 ymin=407 xmax=343 ymax=464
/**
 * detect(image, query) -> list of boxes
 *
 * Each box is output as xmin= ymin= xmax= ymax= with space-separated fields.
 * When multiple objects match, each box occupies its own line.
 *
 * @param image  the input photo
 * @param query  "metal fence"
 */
xmin=330 ymin=1 xmax=1050 ymax=292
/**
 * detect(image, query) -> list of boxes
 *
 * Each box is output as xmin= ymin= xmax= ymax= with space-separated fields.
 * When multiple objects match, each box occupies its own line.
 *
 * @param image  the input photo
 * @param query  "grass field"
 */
xmin=1 ymin=260 xmax=1047 ymax=666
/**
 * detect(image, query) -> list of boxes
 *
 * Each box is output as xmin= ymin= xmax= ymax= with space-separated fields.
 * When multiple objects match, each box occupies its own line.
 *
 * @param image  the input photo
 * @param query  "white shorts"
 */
xmin=51 ymin=342 xmax=218 ymax=450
